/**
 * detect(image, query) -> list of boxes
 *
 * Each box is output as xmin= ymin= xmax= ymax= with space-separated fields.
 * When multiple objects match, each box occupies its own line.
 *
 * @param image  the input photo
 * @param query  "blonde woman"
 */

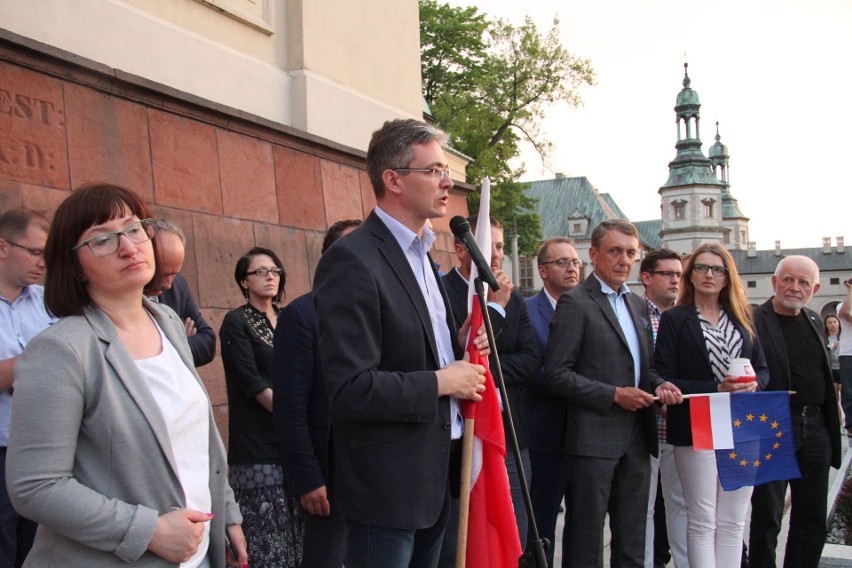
xmin=654 ymin=243 xmax=769 ymax=568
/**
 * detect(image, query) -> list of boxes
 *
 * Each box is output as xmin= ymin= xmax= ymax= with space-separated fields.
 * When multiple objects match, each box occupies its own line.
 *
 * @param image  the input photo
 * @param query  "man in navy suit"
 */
xmin=148 ymin=219 xmax=216 ymax=367
xmin=748 ymin=256 xmax=841 ymax=568
xmin=273 ymin=218 xmax=361 ymax=568
xmin=313 ymin=119 xmax=487 ymax=568
xmin=545 ymin=219 xmax=682 ymax=567
xmin=438 ymin=214 xmax=539 ymax=565
xmin=523 ymin=237 xmax=582 ymax=567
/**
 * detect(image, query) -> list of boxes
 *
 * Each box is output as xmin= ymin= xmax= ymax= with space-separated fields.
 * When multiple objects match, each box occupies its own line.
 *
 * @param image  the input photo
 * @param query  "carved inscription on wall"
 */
xmin=0 ymin=62 xmax=69 ymax=188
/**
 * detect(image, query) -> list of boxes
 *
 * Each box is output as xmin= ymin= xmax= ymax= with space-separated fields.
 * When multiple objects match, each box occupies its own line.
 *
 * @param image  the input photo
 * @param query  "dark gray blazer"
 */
xmin=544 ymin=274 xmax=663 ymax=459
xmin=7 ymin=300 xmax=241 ymax=567
xmin=313 ymin=211 xmax=461 ymax=530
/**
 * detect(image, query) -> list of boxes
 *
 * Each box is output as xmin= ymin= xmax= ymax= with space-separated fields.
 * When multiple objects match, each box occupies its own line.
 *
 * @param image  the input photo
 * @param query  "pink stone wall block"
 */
xmin=217 ymin=130 xmax=278 ymax=223
xmin=0 ymin=61 xmax=69 ymax=188
xmin=320 ymin=159 xmax=363 ymax=226
xmin=64 ymin=83 xmax=153 ymax=199
xmin=149 ymin=109 xmax=221 ymax=214
xmin=274 ymin=146 xmax=326 ymax=231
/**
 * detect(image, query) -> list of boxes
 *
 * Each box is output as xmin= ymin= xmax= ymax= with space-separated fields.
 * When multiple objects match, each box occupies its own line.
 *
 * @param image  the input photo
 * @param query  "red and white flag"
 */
xmin=461 ymin=178 xmax=522 ymax=567
xmin=690 ymin=392 xmax=735 ymax=450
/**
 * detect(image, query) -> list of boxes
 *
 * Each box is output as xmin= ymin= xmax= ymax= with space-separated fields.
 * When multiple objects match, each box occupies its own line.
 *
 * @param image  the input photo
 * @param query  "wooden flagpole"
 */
xmin=456 ymin=417 xmax=476 ymax=568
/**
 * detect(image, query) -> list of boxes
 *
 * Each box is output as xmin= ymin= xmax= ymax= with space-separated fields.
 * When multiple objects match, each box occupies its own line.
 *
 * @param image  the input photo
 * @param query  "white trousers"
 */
xmin=645 ymin=442 xmax=690 ymax=568
xmin=673 ymin=446 xmax=752 ymax=568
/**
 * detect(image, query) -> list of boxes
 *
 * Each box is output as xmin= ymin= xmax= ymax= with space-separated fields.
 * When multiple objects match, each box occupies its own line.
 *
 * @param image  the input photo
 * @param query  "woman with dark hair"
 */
xmin=826 ymin=314 xmax=842 ymax=383
xmin=6 ymin=184 xmax=247 ymax=567
xmin=654 ymin=242 xmax=769 ymax=568
xmin=219 ymin=247 xmax=302 ymax=567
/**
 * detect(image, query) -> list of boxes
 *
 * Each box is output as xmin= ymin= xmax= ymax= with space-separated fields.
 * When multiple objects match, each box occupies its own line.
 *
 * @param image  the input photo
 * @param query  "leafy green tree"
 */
xmin=420 ymin=1 xmax=595 ymax=254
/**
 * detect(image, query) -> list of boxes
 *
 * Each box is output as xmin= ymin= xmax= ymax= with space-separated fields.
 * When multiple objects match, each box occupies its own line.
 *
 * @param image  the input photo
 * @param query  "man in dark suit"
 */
xmin=523 ymin=236 xmax=582 ymax=567
xmin=313 ymin=119 xmax=487 ymax=568
xmin=272 ymin=218 xmax=360 ymax=568
xmin=544 ymin=219 xmax=682 ymax=567
xmin=148 ymin=219 xmax=216 ymax=367
xmin=748 ymin=255 xmax=841 ymax=568
xmin=438 ymin=214 xmax=539 ymax=565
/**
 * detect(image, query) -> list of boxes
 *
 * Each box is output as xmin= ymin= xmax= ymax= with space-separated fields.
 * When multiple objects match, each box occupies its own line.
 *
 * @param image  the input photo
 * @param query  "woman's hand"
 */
xmin=225 ymin=523 xmax=248 ymax=568
xmin=718 ymin=375 xmax=758 ymax=393
xmin=148 ymin=509 xmax=211 ymax=563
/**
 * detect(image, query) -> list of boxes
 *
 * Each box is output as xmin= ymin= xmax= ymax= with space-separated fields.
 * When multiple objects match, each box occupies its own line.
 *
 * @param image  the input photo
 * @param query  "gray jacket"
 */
xmin=6 ymin=299 xmax=241 ymax=566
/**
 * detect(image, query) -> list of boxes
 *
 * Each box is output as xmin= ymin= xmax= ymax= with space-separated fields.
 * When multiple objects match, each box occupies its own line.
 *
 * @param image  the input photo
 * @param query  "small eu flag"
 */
xmin=715 ymin=391 xmax=801 ymax=491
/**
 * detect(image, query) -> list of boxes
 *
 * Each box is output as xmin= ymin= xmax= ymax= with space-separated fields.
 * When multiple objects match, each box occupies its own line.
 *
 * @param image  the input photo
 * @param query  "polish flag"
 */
xmin=690 ymin=393 xmax=734 ymax=450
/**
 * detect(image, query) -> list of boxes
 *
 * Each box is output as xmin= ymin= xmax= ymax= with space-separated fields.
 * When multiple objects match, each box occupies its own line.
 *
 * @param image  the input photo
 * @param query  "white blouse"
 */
xmin=135 ymin=321 xmax=211 ymax=568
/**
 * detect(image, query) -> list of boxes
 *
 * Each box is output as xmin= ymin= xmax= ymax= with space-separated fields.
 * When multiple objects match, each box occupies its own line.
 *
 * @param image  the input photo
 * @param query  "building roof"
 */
xmin=524 ymin=176 xmax=659 ymax=248
xmin=731 ymin=247 xmax=852 ymax=276
xmin=634 ymin=219 xmax=663 ymax=249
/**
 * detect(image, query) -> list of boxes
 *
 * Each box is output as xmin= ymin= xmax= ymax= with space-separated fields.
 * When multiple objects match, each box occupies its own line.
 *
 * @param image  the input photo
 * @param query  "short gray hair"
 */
xmin=366 ymin=119 xmax=448 ymax=199
xmin=151 ymin=218 xmax=186 ymax=245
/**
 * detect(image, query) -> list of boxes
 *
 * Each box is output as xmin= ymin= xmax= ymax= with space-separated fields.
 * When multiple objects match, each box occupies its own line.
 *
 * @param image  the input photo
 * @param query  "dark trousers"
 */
xmin=749 ymin=410 xmax=831 ymax=568
xmin=840 ymin=356 xmax=852 ymax=428
xmin=0 ymin=447 xmax=37 ymax=568
xmin=565 ymin=424 xmax=650 ymax=568
xmin=302 ymin=499 xmax=346 ymax=568
xmin=527 ymin=450 xmax=570 ymax=568
xmin=653 ymin=475 xmax=672 ymax=566
xmin=346 ymin=485 xmax=450 ymax=568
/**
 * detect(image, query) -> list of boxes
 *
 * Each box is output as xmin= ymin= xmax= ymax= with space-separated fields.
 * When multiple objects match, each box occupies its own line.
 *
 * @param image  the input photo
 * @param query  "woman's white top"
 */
xmin=135 ymin=320 xmax=211 ymax=568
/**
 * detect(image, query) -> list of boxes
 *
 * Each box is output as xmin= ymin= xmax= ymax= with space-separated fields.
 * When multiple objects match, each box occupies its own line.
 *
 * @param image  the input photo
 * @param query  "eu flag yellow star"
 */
xmin=734 ymin=419 xmax=742 ymax=427
xmin=753 ymin=460 xmax=761 ymax=467
xmin=746 ymin=413 xmax=755 ymax=421
xmin=729 ymin=451 xmax=737 ymax=460
xmin=759 ymin=414 xmax=768 ymax=422
xmin=771 ymin=421 xmax=779 ymax=429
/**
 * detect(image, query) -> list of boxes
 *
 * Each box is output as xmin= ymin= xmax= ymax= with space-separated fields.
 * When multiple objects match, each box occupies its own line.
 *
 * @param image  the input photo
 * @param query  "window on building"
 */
xmin=723 ymin=232 xmax=730 ymax=244
xmin=573 ymin=223 xmax=581 ymax=233
xmin=703 ymin=203 xmax=713 ymax=217
xmin=831 ymin=277 xmax=840 ymax=285
xmin=747 ymin=281 xmax=756 ymax=289
xmin=519 ymin=257 xmax=534 ymax=293
xmin=741 ymin=230 xmax=747 ymax=243
xmin=674 ymin=204 xmax=685 ymax=219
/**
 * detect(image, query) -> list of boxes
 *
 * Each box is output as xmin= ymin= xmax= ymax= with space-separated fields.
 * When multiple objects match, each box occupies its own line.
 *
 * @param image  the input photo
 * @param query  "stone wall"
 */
xmin=0 ymin=31 xmax=470 ymax=443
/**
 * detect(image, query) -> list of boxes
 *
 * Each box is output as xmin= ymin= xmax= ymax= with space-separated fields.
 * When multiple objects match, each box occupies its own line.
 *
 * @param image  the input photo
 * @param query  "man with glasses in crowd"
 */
xmin=523 ymin=237 xmax=583 ymax=566
xmin=544 ymin=219 xmax=682 ymax=567
xmin=312 ymin=119 xmax=487 ymax=568
xmin=639 ymin=248 xmax=688 ymax=568
xmin=0 ymin=209 xmax=55 ymax=567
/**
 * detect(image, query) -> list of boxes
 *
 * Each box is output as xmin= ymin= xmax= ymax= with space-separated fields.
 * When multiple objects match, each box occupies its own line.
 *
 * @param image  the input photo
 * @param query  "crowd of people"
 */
xmin=0 ymin=117 xmax=846 ymax=568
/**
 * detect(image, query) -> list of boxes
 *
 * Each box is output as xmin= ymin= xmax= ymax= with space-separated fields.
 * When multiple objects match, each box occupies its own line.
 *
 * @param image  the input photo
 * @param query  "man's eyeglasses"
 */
xmin=392 ymin=167 xmax=452 ymax=182
xmin=72 ymin=219 xmax=154 ymax=257
xmin=693 ymin=263 xmax=728 ymax=277
xmin=247 ymin=268 xmax=284 ymax=278
xmin=540 ymin=258 xmax=584 ymax=268
xmin=650 ymin=270 xmax=682 ymax=279
xmin=4 ymin=239 xmax=44 ymax=259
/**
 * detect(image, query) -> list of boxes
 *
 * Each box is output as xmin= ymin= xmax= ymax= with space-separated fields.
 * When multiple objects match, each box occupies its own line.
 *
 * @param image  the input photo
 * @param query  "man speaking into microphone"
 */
xmin=313 ymin=119 xmax=487 ymax=568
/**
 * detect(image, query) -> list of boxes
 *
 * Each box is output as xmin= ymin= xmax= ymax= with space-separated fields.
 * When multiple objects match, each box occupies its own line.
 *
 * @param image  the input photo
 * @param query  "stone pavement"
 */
xmin=546 ymin=438 xmax=852 ymax=567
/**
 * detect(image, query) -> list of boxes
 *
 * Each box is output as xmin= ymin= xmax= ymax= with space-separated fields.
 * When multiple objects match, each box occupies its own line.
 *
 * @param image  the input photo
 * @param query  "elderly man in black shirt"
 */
xmin=748 ymin=255 xmax=842 ymax=568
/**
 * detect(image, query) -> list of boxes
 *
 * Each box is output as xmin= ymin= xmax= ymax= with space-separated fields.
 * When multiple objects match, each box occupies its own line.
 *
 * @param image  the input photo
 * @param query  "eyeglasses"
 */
xmin=392 ymin=167 xmax=452 ymax=182
xmin=650 ymin=270 xmax=682 ymax=279
xmin=4 ymin=239 xmax=44 ymax=259
xmin=72 ymin=219 xmax=154 ymax=257
xmin=540 ymin=258 xmax=584 ymax=268
xmin=693 ymin=263 xmax=728 ymax=277
xmin=247 ymin=268 xmax=283 ymax=278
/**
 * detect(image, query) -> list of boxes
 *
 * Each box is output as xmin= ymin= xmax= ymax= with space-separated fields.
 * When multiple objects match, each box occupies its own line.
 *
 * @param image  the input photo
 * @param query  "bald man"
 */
xmin=748 ymin=255 xmax=841 ymax=568
xmin=148 ymin=220 xmax=216 ymax=367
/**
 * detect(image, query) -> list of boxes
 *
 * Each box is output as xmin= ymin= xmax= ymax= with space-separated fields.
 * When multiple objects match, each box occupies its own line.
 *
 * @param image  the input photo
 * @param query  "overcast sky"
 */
xmin=446 ymin=0 xmax=852 ymax=250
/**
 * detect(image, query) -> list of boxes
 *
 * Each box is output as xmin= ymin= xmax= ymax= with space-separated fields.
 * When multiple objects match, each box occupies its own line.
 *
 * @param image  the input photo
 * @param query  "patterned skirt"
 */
xmin=229 ymin=463 xmax=304 ymax=568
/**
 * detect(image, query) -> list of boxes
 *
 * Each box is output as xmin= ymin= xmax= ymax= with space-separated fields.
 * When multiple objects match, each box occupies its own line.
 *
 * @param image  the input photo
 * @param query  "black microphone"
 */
xmin=449 ymin=215 xmax=500 ymax=292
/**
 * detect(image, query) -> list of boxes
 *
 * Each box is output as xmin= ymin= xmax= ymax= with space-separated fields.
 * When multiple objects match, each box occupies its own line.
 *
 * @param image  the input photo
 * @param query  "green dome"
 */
xmin=709 ymin=122 xmax=729 ymax=159
xmin=675 ymin=63 xmax=700 ymax=107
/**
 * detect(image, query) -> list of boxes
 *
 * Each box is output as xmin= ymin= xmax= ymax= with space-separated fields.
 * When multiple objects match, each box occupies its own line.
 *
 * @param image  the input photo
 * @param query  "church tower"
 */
xmin=708 ymin=122 xmax=750 ymax=250
xmin=658 ymin=63 xmax=726 ymax=254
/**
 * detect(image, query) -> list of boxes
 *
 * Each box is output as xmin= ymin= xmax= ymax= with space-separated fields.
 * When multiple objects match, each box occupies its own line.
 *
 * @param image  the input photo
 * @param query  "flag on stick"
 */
xmin=460 ymin=177 xmax=522 ymax=567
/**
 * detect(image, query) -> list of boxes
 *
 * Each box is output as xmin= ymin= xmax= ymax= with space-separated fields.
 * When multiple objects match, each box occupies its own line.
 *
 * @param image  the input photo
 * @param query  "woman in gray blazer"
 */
xmin=6 ymin=184 xmax=247 ymax=567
